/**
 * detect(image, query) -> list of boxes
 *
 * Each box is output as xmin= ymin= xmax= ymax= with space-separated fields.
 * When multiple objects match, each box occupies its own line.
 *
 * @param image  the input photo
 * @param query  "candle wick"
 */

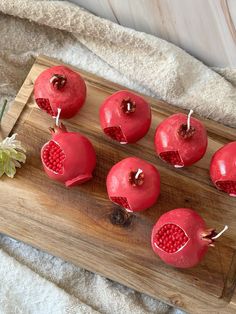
xmin=187 ymin=109 xmax=193 ymax=131
xmin=135 ymin=168 xmax=143 ymax=180
xmin=212 ymin=225 xmax=228 ymax=240
xmin=53 ymin=108 xmax=61 ymax=126
xmin=127 ymin=102 xmax=131 ymax=112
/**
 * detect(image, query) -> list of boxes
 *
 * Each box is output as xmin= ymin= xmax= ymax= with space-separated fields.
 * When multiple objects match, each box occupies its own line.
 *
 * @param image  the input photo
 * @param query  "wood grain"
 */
xmin=1 ymin=55 xmax=236 ymax=313
xmin=70 ymin=0 xmax=236 ymax=67
xmin=0 ymin=64 xmax=35 ymax=140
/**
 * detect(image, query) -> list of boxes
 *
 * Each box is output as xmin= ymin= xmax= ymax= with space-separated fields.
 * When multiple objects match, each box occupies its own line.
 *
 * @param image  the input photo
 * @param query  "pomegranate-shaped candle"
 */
xmin=34 ymin=66 xmax=86 ymax=119
xmin=100 ymin=90 xmax=151 ymax=144
xmin=210 ymin=142 xmax=236 ymax=196
xmin=41 ymin=123 xmax=96 ymax=187
xmin=151 ymin=208 xmax=228 ymax=268
xmin=106 ymin=157 xmax=160 ymax=212
xmin=155 ymin=110 xmax=207 ymax=167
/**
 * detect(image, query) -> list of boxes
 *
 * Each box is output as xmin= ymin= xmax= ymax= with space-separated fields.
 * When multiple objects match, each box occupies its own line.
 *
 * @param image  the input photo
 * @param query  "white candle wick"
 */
xmin=187 ymin=109 xmax=194 ymax=131
xmin=212 ymin=225 xmax=228 ymax=240
xmin=135 ymin=168 xmax=143 ymax=180
xmin=127 ymin=102 xmax=131 ymax=112
xmin=54 ymin=108 xmax=61 ymax=127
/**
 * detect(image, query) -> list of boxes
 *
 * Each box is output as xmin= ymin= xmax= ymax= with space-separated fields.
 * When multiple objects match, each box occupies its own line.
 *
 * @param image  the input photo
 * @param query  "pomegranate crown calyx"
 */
xmin=178 ymin=124 xmax=195 ymax=139
xmin=178 ymin=109 xmax=195 ymax=139
xmin=129 ymin=168 xmax=144 ymax=186
xmin=49 ymin=122 xmax=67 ymax=135
xmin=120 ymin=98 xmax=136 ymax=114
xmin=50 ymin=74 xmax=67 ymax=90
xmin=202 ymin=225 xmax=228 ymax=247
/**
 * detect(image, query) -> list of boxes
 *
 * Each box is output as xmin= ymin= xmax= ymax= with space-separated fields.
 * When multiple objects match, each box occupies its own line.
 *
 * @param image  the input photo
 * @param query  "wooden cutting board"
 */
xmin=0 ymin=55 xmax=236 ymax=314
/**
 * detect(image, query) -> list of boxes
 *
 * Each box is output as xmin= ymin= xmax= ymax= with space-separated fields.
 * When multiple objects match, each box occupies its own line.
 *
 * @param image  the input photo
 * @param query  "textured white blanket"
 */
xmin=0 ymin=1 xmax=235 ymax=313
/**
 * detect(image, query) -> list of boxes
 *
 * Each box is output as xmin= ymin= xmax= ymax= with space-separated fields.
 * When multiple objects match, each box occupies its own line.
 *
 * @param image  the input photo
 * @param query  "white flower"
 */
xmin=0 ymin=133 xmax=26 ymax=178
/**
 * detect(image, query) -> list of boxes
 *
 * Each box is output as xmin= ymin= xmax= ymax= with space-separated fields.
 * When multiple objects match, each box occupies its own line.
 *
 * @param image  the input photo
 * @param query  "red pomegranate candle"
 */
xmin=155 ymin=110 xmax=207 ymax=167
xmin=34 ymin=65 xmax=86 ymax=119
xmin=41 ymin=123 xmax=96 ymax=187
xmin=210 ymin=142 xmax=236 ymax=196
xmin=106 ymin=157 xmax=160 ymax=212
xmin=151 ymin=208 xmax=228 ymax=268
xmin=100 ymin=90 xmax=151 ymax=144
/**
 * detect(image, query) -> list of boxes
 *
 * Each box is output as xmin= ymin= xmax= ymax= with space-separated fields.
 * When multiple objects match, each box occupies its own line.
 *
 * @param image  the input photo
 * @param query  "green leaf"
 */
xmin=0 ymin=158 xmax=4 ymax=177
xmin=5 ymin=160 xmax=16 ymax=178
xmin=15 ymin=151 xmax=26 ymax=163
